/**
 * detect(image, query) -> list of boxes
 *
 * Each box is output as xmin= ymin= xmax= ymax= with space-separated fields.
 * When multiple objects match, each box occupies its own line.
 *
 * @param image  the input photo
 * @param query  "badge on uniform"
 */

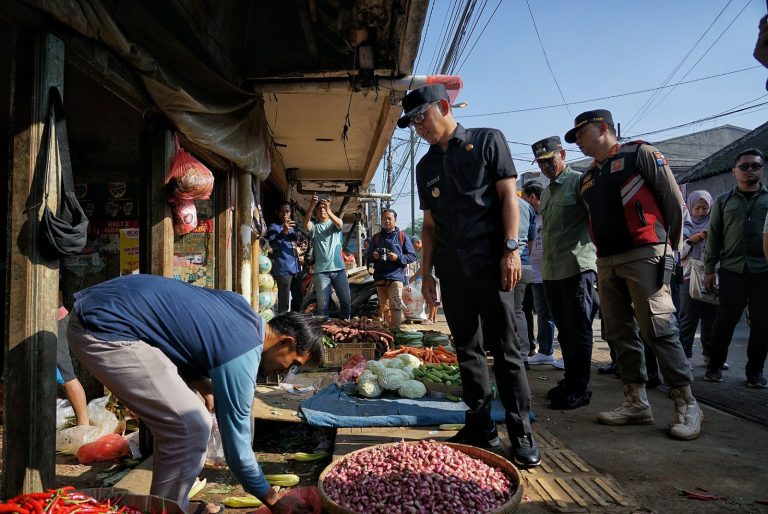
xmin=653 ymin=151 xmax=667 ymax=167
xmin=426 ymin=176 xmax=440 ymax=188
xmin=431 ymin=187 xmax=441 ymax=198
xmin=581 ymin=178 xmax=594 ymax=193
xmin=465 ymin=144 xmax=474 ymax=152
xmin=611 ymin=158 xmax=624 ymax=173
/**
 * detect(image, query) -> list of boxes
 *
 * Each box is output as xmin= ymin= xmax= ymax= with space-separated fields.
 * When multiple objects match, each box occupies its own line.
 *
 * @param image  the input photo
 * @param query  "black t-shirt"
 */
xmin=416 ymin=125 xmax=517 ymax=279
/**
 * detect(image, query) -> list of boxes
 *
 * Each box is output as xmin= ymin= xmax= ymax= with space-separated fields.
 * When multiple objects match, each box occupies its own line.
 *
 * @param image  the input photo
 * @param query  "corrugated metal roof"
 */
xmin=678 ymin=121 xmax=768 ymax=184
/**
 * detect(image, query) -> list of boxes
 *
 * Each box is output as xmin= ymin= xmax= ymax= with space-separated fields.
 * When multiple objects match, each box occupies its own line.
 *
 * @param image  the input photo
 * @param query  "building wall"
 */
xmin=683 ymin=173 xmax=767 ymax=202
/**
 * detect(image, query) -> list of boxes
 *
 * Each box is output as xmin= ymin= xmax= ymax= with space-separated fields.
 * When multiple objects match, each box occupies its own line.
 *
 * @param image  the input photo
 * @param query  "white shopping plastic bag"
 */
xmin=402 ymin=279 xmax=427 ymax=321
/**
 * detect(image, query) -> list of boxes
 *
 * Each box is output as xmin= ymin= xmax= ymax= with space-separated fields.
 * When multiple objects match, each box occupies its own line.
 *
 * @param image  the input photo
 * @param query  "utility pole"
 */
xmin=386 ymin=142 xmax=392 ymax=209
xmin=409 ymin=127 xmax=416 ymax=233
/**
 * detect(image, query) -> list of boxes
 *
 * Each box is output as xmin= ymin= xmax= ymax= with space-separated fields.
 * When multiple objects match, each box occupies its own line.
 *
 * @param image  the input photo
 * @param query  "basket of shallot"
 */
xmin=318 ymin=440 xmax=522 ymax=513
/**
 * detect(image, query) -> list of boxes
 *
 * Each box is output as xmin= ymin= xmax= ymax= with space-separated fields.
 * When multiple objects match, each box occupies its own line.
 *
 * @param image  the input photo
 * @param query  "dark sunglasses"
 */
xmin=735 ymin=163 xmax=764 ymax=172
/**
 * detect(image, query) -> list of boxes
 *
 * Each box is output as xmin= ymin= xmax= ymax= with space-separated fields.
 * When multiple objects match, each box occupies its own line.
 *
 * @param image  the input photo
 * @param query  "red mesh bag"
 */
xmin=76 ymin=433 xmax=131 ymax=464
xmin=253 ymin=487 xmax=321 ymax=514
xmin=170 ymin=198 xmax=198 ymax=235
xmin=166 ymin=134 xmax=214 ymax=200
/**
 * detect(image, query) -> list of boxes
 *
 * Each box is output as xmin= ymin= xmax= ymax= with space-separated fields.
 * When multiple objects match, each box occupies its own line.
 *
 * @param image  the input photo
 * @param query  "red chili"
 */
xmin=24 ymin=499 xmax=44 ymax=514
xmin=0 ymin=506 xmax=31 ymax=514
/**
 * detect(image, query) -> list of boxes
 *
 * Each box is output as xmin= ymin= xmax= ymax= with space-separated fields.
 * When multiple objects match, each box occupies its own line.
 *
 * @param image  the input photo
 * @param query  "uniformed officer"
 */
xmin=399 ymin=83 xmax=540 ymax=467
xmin=567 ymin=109 xmax=702 ymax=440
xmin=531 ymin=136 xmax=598 ymax=410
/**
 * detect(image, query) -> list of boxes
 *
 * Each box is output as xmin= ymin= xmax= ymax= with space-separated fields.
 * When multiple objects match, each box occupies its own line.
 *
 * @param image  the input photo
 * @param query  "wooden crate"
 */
xmin=322 ymin=342 xmax=376 ymax=368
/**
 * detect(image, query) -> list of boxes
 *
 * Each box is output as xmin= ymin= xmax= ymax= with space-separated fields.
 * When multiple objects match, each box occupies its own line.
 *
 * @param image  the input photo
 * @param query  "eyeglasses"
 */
xmin=735 ymin=163 xmax=764 ymax=172
xmin=409 ymin=102 xmax=439 ymax=126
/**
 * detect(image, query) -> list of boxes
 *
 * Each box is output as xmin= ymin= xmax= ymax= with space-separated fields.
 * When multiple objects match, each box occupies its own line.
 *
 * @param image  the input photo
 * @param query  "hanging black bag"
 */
xmin=39 ymin=88 xmax=89 ymax=259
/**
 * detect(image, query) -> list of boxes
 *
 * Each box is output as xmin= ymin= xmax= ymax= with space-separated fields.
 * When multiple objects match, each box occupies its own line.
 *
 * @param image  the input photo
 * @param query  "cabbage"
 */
xmin=366 ymin=361 xmax=387 ymax=376
xmin=397 ymin=354 xmax=421 ymax=368
xmin=401 ymin=365 xmax=418 ymax=378
xmin=357 ymin=370 xmax=376 ymax=383
xmin=377 ymin=368 xmax=410 ymax=391
xmin=398 ymin=380 xmax=427 ymax=399
xmin=382 ymin=358 xmax=406 ymax=369
xmin=357 ymin=378 xmax=383 ymax=398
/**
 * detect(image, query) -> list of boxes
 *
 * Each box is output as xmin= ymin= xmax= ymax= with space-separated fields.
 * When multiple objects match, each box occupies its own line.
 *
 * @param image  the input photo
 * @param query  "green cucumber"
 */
xmin=446 ymin=394 xmax=462 ymax=402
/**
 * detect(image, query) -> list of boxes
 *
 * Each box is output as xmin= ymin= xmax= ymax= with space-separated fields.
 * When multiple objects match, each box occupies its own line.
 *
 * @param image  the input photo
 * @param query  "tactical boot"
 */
xmin=597 ymin=383 xmax=654 ymax=425
xmin=668 ymin=385 xmax=702 ymax=440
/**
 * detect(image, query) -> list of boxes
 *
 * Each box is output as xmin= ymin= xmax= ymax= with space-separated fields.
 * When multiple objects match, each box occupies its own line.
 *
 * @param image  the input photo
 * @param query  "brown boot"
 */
xmin=597 ymin=383 xmax=654 ymax=425
xmin=669 ymin=385 xmax=702 ymax=440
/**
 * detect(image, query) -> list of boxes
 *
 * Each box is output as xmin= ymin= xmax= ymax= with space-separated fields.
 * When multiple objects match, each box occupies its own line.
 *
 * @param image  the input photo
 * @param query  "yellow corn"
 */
xmin=264 ymin=474 xmax=300 ymax=487
xmin=292 ymin=451 xmax=329 ymax=462
xmin=222 ymin=495 xmax=263 ymax=508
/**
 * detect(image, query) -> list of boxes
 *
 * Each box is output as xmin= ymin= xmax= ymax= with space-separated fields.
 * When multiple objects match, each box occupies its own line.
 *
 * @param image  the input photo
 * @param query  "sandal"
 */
xmin=189 ymin=502 xmax=225 ymax=514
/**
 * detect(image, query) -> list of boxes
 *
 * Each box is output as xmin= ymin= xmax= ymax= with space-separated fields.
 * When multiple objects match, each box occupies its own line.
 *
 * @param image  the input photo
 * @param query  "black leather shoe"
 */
xmin=510 ymin=433 xmax=541 ymax=468
xmin=546 ymin=379 xmax=568 ymax=401
xmin=598 ymin=363 xmax=617 ymax=375
xmin=550 ymin=389 xmax=591 ymax=410
xmin=447 ymin=424 xmax=500 ymax=449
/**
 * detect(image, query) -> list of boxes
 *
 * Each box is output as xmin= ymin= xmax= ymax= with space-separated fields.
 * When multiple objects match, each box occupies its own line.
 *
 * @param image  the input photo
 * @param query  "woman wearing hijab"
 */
xmin=679 ymin=191 xmax=724 ymax=367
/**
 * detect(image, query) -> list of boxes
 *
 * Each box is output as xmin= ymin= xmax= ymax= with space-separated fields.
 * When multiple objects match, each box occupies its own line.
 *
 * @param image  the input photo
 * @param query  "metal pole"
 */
xmin=409 ymin=127 xmax=416 ymax=233
xmin=386 ymin=143 xmax=392 ymax=209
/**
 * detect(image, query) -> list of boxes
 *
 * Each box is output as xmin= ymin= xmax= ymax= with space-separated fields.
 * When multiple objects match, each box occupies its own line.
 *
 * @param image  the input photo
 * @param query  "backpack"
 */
xmin=371 ymin=230 xmax=405 ymax=248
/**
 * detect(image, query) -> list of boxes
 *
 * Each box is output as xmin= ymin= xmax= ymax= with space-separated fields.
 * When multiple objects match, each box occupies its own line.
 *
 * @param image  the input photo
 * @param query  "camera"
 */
xmin=378 ymin=248 xmax=389 ymax=260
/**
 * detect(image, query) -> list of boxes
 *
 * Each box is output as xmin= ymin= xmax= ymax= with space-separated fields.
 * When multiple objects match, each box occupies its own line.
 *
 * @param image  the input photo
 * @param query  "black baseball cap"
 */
xmin=397 ymin=84 xmax=450 ymax=128
xmin=564 ymin=109 xmax=614 ymax=144
xmin=531 ymin=136 xmax=563 ymax=163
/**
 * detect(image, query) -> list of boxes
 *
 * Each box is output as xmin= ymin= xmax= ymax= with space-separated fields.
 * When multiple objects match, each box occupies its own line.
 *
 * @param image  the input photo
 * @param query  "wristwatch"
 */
xmin=504 ymin=239 xmax=519 ymax=252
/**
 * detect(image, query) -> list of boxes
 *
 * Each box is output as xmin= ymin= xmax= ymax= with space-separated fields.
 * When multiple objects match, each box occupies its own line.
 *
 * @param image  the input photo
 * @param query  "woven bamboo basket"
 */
xmin=318 ymin=441 xmax=523 ymax=514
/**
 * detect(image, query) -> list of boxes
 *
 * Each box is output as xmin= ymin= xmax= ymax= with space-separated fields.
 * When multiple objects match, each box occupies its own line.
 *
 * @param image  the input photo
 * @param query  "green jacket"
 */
xmin=705 ymin=185 xmax=768 ymax=274
xmin=540 ymin=166 xmax=597 ymax=280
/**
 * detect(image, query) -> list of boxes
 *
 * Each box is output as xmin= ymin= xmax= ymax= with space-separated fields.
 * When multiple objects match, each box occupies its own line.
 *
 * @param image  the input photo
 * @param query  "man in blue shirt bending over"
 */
xmin=67 ymin=274 xmax=322 ymax=514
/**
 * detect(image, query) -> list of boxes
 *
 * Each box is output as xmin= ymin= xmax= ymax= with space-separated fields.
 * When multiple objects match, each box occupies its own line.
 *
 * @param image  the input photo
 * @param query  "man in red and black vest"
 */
xmin=566 ymin=109 xmax=702 ymax=440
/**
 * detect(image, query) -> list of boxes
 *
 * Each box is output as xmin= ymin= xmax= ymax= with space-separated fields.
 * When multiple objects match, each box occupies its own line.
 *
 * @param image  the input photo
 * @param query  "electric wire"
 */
xmin=625 ymin=0 xmax=734 ymax=130
xmin=457 ymin=65 xmax=762 ymax=118
xmin=456 ymin=0 xmax=504 ymax=73
xmin=524 ymin=0 xmax=572 ymax=120
xmin=628 ymin=0 xmax=753 ymax=131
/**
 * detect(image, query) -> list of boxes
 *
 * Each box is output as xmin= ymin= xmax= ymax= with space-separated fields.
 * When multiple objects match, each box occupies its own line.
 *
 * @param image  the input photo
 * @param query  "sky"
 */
xmin=376 ymin=0 xmax=768 ymax=230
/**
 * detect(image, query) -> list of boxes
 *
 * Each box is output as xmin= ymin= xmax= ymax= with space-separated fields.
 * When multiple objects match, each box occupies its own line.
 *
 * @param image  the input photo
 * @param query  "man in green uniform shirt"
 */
xmin=533 ymin=136 xmax=598 ymax=411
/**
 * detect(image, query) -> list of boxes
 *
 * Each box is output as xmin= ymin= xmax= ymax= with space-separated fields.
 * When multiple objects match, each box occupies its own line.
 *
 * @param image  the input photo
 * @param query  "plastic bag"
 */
xmin=56 ymin=425 xmax=106 ymax=454
xmin=76 ymin=433 xmax=131 ymax=463
xmin=336 ymin=354 xmax=367 ymax=385
xmin=689 ymin=258 xmax=719 ymax=305
xmin=88 ymin=395 xmax=119 ymax=434
xmin=124 ymin=430 xmax=142 ymax=459
xmin=56 ymin=398 xmax=75 ymax=430
xmin=166 ymin=135 xmax=214 ymax=201
xmin=206 ymin=414 xmax=226 ymax=467
xmin=169 ymin=198 xmax=198 ymax=235
xmin=402 ymin=279 xmax=427 ymax=321
xmin=253 ymin=487 xmax=321 ymax=514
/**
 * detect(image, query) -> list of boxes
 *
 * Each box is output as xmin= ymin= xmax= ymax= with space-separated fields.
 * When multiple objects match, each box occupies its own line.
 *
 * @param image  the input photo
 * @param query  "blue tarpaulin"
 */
xmin=297 ymin=383 xmax=510 ymax=428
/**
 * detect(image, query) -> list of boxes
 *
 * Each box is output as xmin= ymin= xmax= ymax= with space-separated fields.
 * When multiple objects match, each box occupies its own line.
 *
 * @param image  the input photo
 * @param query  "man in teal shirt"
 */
xmin=534 ymin=136 xmax=598 ymax=410
xmin=304 ymin=194 xmax=351 ymax=319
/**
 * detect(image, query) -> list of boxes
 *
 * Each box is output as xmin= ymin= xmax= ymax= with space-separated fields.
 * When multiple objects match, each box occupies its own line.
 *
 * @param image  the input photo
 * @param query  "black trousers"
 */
xmin=275 ymin=273 xmax=303 ymax=313
xmin=440 ymin=265 xmax=532 ymax=436
xmin=708 ymin=269 xmax=768 ymax=378
xmin=544 ymin=271 xmax=596 ymax=391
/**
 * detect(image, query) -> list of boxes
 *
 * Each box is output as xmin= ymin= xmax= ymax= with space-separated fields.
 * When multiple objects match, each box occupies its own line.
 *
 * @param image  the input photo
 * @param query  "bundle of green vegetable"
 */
xmin=413 ymin=363 xmax=462 ymax=386
xmin=422 ymin=331 xmax=451 ymax=348
xmin=393 ymin=330 xmax=423 ymax=348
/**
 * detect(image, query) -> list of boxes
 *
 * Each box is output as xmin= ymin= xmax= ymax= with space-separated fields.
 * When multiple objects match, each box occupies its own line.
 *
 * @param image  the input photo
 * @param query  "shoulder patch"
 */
xmin=611 ymin=158 xmax=625 ymax=174
xmin=653 ymin=151 xmax=668 ymax=167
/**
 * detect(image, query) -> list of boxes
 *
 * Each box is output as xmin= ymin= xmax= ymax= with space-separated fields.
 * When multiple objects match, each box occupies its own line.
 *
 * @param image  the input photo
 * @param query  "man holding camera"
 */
xmin=569 ymin=109 xmax=702 ymax=440
xmin=366 ymin=209 xmax=417 ymax=330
